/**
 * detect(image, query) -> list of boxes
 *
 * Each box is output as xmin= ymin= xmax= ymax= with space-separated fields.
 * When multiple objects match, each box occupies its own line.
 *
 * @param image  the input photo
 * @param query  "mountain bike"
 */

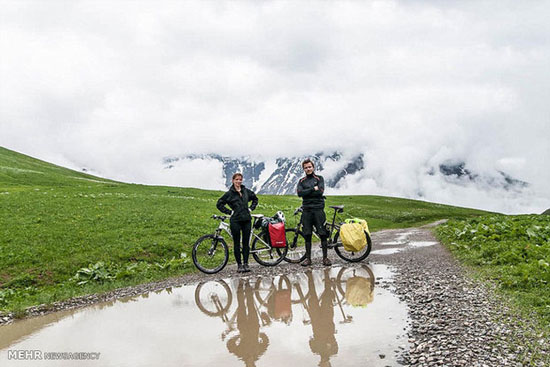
xmin=284 ymin=205 xmax=372 ymax=263
xmin=192 ymin=214 xmax=289 ymax=274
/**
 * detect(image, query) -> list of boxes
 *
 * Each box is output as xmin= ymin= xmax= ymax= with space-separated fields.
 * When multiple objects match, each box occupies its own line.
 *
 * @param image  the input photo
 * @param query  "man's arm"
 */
xmin=297 ymin=179 xmax=314 ymax=197
xmin=312 ymin=176 xmax=325 ymax=197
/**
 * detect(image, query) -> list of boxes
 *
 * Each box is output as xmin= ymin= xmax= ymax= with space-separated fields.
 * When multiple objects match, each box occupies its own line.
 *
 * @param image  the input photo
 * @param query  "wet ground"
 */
xmin=0 ymin=264 xmax=408 ymax=367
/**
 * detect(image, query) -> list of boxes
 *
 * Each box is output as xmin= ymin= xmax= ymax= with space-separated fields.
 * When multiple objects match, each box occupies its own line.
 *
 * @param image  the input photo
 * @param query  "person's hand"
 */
xmin=314 ymin=186 xmax=319 ymax=191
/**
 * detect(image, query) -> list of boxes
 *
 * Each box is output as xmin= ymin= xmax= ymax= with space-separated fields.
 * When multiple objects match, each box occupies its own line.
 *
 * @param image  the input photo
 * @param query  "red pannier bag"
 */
xmin=268 ymin=222 xmax=286 ymax=248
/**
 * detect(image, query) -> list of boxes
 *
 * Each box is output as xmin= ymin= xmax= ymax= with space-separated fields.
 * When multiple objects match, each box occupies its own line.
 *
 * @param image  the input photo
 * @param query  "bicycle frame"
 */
xmin=291 ymin=207 xmax=341 ymax=244
xmin=213 ymin=214 xmax=273 ymax=253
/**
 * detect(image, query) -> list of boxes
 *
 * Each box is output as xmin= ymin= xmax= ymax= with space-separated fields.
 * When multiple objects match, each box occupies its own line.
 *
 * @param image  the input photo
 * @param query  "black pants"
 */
xmin=230 ymin=219 xmax=251 ymax=265
xmin=302 ymin=209 xmax=328 ymax=258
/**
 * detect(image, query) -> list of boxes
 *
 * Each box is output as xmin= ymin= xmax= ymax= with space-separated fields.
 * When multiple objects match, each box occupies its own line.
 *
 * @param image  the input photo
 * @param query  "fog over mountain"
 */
xmin=1 ymin=1 xmax=549 ymax=214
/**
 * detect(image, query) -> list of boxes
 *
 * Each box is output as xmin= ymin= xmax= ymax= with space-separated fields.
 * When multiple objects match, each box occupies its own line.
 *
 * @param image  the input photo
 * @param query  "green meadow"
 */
xmin=0 ymin=146 xmax=508 ymax=315
xmin=436 ymin=216 xmax=550 ymax=324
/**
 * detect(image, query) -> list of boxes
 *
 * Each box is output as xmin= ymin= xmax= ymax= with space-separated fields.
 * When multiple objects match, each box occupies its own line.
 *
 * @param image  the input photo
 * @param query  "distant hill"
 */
xmin=0 ymin=146 xmax=116 ymax=187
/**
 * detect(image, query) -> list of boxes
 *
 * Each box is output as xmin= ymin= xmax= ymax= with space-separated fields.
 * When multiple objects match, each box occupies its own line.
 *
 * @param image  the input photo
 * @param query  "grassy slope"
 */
xmin=0 ymin=146 xmax=488 ymax=313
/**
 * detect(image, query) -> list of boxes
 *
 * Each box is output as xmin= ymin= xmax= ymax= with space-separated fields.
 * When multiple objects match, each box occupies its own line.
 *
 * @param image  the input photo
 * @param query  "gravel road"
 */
xmin=1 ymin=222 xmax=548 ymax=366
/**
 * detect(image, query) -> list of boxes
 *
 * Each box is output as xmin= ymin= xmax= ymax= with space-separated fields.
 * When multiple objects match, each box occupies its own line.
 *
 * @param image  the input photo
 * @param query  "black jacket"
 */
xmin=217 ymin=185 xmax=258 ymax=222
xmin=297 ymin=173 xmax=325 ymax=210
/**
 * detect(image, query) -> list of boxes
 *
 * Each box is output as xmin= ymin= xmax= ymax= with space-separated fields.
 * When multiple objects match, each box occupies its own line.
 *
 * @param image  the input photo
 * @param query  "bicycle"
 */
xmin=192 ymin=214 xmax=289 ymax=274
xmin=284 ymin=205 xmax=372 ymax=264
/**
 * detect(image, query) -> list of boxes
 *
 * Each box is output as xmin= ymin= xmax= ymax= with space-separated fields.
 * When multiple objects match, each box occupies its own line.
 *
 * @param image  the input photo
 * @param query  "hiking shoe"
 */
xmin=243 ymin=264 xmax=251 ymax=272
xmin=322 ymin=257 xmax=332 ymax=266
xmin=301 ymin=258 xmax=312 ymax=266
xmin=237 ymin=264 xmax=245 ymax=273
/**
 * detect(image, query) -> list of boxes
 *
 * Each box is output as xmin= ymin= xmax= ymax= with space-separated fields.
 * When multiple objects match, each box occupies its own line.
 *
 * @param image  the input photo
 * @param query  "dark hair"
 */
xmin=232 ymin=173 xmax=243 ymax=180
xmin=302 ymin=158 xmax=315 ymax=168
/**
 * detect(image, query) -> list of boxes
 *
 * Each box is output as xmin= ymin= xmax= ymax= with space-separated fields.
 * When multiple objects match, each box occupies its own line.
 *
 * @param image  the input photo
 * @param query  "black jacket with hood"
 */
xmin=217 ymin=185 xmax=258 ymax=222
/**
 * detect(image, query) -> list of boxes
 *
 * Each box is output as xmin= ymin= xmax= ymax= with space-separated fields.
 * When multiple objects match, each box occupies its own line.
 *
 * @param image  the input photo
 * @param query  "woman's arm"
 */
xmin=248 ymin=189 xmax=258 ymax=211
xmin=216 ymin=192 xmax=233 ymax=215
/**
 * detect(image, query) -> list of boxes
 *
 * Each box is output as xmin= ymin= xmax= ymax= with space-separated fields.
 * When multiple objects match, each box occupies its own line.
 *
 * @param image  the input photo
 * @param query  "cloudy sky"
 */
xmin=1 ymin=0 xmax=549 ymax=214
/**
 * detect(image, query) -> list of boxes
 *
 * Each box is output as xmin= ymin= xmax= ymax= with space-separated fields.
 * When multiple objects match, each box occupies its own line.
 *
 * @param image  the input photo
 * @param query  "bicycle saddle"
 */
xmin=329 ymin=205 xmax=344 ymax=212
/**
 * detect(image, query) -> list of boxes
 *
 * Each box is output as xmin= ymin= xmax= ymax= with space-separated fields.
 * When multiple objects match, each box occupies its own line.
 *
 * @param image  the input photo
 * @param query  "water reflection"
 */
xmin=1 ymin=264 xmax=407 ymax=367
xmin=195 ymin=265 xmax=375 ymax=367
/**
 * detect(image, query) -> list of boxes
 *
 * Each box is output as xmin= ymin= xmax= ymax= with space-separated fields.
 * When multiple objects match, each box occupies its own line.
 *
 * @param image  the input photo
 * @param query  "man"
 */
xmin=296 ymin=158 xmax=331 ymax=266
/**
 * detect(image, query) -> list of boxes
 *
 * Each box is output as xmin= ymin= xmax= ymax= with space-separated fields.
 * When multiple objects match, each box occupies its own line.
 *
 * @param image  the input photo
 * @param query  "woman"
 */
xmin=217 ymin=173 xmax=258 ymax=273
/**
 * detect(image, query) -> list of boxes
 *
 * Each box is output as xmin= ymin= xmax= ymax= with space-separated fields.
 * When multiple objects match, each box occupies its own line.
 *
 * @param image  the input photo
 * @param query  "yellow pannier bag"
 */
xmin=345 ymin=276 xmax=374 ymax=307
xmin=346 ymin=217 xmax=370 ymax=235
xmin=340 ymin=222 xmax=367 ymax=252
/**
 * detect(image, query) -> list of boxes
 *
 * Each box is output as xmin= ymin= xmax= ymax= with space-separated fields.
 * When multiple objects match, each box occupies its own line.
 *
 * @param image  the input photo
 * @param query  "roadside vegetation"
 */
xmin=0 ymin=146 xmax=488 ymax=314
xmin=436 ymin=216 xmax=550 ymax=347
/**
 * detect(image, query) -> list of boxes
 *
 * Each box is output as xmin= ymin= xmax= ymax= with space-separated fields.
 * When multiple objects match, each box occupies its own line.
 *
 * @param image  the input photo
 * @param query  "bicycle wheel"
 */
xmin=283 ymin=228 xmax=307 ymax=263
xmin=287 ymin=272 xmax=312 ymax=304
xmin=251 ymin=233 xmax=288 ymax=266
xmin=336 ymin=265 xmax=375 ymax=297
xmin=192 ymin=234 xmax=229 ymax=274
xmin=194 ymin=280 xmax=233 ymax=316
xmin=334 ymin=231 xmax=372 ymax=262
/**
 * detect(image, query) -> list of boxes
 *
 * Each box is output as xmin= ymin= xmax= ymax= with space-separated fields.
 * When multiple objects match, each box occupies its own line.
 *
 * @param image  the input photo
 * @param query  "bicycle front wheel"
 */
xmin=251 ymin=234 xmax=288 ymax=266
xmin=283 ymin=228 xmax=307 ymax=263
xmin=334 ymin=231 xmax=372 ymax=262
xmin=192 ymin=234 xmax=229 ymax=274
xmin=194 ymin=280 xmax=233 ymax=316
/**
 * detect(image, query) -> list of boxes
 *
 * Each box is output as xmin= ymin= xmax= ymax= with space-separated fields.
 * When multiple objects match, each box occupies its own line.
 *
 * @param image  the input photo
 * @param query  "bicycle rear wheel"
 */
xmin=192 ymin=234 xmax=229 ymax=274
xmin=251 ymin=233 xmax=288 ymax=266
xmin=334 ymin=231 xmax=372 ymax=262
xmin=283 ymin=228 xmax=307 ymax=263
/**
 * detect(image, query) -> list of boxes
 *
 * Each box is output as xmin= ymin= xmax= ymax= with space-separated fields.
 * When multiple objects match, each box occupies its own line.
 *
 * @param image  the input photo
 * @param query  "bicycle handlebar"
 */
xmin=212 ymin=214 xmax=229 ymax=221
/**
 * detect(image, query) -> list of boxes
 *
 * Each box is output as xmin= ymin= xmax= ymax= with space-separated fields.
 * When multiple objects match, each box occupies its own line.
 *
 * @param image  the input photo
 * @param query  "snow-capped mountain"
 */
xmin=433 ymin=161 xmax=528 ymax=191
xmin=162 ymin=154 xmax=528 ymax=197
xmin=163 ymin=152 xmax=364 ymax=194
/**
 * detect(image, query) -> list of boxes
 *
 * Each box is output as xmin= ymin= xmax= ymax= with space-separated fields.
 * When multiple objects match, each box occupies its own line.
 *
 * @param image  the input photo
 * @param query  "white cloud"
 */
xmin=1 ymin=0 xmax=549 ymax=213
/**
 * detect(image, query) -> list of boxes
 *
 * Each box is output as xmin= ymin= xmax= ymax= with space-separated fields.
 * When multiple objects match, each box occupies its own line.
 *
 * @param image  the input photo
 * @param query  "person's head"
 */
xmin=232 ymin=173 xmax=243 ymax=187
xmin=302 ymin=159 xmax=315 ymax=175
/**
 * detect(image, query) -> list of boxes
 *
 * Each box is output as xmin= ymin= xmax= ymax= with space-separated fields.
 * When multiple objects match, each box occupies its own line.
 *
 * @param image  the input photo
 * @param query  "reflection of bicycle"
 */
xmin=285 ymin=265 xmax=375 ymax=326
xmin=284 ymin=205 xmax=373 ymax=264
xmin=192 ymin=214 xmax=289 ymax=274
xmin=194 ymin=277 xmax=291 ymax=339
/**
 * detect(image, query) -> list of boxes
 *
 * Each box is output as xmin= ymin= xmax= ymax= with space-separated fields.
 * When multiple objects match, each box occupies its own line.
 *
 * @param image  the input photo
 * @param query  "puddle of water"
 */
xmin=408 ymin=241 xmax=438 ymax=248
xmin=0 ymin=265 xmax=409 ymax=367
xmin=371 ymin=248 xmax=403 ymax=255
xmin=379 ymin=241 xmax=405 ymax=246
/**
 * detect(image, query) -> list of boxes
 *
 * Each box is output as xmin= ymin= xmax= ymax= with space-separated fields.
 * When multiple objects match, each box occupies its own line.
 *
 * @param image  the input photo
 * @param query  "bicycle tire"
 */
xmin=194 ymin=279 xmax=233 ymax=316
xmin=251 ymin=233 xmax=288 ymax=266
xmin=336 ymin=265 xmax=375 ymax=297
xmin=283 ymin=228 xmax=307 ymax=263
xmin=192 ymin=234 xmax=229 ymax=274
xmin=333 ymin=230 xmax=372 ymax=262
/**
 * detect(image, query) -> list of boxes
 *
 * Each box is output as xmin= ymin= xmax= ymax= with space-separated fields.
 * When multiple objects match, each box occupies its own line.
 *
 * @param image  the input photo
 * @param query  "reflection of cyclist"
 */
xmin=305 ymin=269 xmax=338 ymax=367
xmin=227 ymin=279 xmax=269 ymax=367
xmin=217 ymin=173 xmax=258 ymax=273
xmin=297 ymin=159 xmax=331 ymax=266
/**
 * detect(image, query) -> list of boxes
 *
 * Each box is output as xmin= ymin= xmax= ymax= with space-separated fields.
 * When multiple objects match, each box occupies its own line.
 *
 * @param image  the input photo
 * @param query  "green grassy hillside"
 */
xmin=0 ymin=146 xmax=488 ymax=313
